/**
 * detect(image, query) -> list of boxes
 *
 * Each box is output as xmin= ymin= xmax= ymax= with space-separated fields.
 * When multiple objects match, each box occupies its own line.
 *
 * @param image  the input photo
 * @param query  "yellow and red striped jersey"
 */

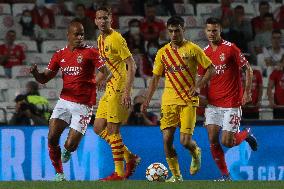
xmin=97 ymin=29 xmax=132 ymax=91
xmin=153 ymin=41 xmax=211 ymax=105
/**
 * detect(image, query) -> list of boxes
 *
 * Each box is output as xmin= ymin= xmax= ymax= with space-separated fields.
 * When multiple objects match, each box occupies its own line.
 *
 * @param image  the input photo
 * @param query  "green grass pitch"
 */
xmin=0 ymin=181 xmax=283 ymax=189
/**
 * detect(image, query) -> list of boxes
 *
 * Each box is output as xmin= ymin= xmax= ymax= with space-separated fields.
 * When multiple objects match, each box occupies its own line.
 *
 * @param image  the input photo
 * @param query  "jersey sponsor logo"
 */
xmin=213 ymin=64 xmax=227 ymax=75
xmin=165 ymin=64 xmax=189 ymax=73
xmin=60 ymin=59 xmax=65 ymax=63
xmin=77 ymin=54 xmax=83 ymax=64
xmin=181 ymin=53 xmax=191 ymax=60
xmin=61 ymin=66 xmax=82 ymax=75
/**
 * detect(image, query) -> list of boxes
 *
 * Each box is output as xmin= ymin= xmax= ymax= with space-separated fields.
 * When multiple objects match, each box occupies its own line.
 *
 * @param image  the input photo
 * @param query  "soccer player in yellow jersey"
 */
xmin=93 ymin=6 xmax=140 ymax=181
xmin=141 ymin=16 xmax=215 ymax=182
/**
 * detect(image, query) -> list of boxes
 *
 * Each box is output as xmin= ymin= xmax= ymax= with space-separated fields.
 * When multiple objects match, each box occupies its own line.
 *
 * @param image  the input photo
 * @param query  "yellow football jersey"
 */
xmin=153 ymin=41 xmax=212 ymax=105
xmin=97 ymin=29 xmax=132 ymax=91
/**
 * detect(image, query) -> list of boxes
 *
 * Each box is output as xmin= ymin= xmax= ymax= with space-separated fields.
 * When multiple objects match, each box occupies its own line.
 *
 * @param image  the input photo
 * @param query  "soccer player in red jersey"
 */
xmin=30 ymin=19 xmax=109 ymax=181
xmin=0 ymin=30 xmax=26 ymax=78
xmin=198 ymin=17 xmax=258 ymax=181
xmin=267 ymin=65 xmax=284 ymax=119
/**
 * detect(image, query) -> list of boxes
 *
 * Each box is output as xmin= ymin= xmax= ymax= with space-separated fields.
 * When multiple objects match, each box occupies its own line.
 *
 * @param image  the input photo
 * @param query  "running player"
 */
xmin=141 ymin=16 xmax=215 ymax=182
xmin=30 ymin=19 xmax=109 ymax=181
xmin=93 ymin=6 xmax=140 ymax=181
xmin=198 ymin=17 xmax=258 ymax=181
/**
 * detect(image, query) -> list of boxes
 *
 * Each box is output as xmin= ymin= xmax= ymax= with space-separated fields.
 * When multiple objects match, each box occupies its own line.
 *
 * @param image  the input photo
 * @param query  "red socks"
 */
xmin=234 ymin=130 xmax=248 ymax=146
xmin=210 ymin=143 xmax=229 ymax=176
xmin=48 ymin=144 xmax=63 ymax=174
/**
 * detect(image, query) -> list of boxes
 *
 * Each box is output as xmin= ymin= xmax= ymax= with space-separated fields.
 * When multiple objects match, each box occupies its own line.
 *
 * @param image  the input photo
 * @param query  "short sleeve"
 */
xmin=197 ymin=64 xmax=207 ymax=76
xmin=114 ymin=34 xmax=132 ymax=60
xmin=91 ymin=48 xmax=105 ymax=69
xmin=232 ymin=44 xmax=248 ymax=68
xmin=194 ymin=45 xmax=212 ymax=69
xmin=47 ymin=52 xmax=60 ymax=72
xmin=152 ymin=49 xmax=164 ymax=76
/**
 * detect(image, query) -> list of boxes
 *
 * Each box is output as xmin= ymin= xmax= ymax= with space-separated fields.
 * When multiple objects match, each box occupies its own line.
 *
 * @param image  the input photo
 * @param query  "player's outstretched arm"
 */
xmin=141 ymin=74 xmax=161 ymax=113
xmin=30 ymin=64 xmax=57 ymax=84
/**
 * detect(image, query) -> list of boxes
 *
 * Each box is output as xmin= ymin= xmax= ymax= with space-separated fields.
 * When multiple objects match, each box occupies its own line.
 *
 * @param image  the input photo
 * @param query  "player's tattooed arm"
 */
xmin=196 ymin=64 xmax=215 ymax=89
xmin=241 ymin=64 xmax=253 ymax=105
xmin=30 ymin=64 xmax=57 ymax=84
xmin=97 ymin=65 xmax=112 ymax=82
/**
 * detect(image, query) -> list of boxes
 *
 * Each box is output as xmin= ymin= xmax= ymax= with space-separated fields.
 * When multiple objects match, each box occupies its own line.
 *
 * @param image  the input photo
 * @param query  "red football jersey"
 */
xmin=0 ymin=44 xmax=25 ymax=68
xmin=47 ymin=45 xmax=104 ymax=106
xmin=198 ymin=40 xmax=248 ymax=108
xmin=269 ymin=70 xmax=284 ymax=105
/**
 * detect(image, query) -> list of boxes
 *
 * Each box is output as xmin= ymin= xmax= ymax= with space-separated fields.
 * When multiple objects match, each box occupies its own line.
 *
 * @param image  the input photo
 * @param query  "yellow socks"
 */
xmin=166 ymin=156 xmax=181 ymax=177
xmin=123 ymin=145 xmax=132 ymax=163
xmin=99 ymin=129 xmax=133 ymax=163
xmin=109 ymin=133 xmax=124 ymax=177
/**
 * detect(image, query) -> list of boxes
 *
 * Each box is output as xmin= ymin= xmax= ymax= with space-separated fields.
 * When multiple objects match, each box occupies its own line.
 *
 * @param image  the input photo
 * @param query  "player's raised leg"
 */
xmin=61 ymin=102 xmax=93 ymax=163
xmin=48 ymin=119 xmax=68 ymax=181
xmin=62 ymin=128 xmax=84 ymax=163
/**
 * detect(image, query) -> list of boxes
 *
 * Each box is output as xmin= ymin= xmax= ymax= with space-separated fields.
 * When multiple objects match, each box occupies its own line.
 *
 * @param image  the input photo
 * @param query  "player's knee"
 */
xmin=221 ymin=139 xmax=234 ymax=148
xmin=65 ymin=140 xmax=79 ymax=152
xmin=163 ymin=136 xmax=172 ymax=148
xmin=93 ymin=126 xmax=102 ymax=135
xmin=180 ymin=137 xmax=188 ymax=147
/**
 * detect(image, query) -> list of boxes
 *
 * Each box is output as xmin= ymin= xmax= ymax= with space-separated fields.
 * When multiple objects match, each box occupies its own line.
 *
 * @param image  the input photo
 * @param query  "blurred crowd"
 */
xmin=0 ymin=0 xmax=284 ymax=125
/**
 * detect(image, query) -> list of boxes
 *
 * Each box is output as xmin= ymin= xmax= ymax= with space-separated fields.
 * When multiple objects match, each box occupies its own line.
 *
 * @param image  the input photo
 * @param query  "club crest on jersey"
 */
xmin=104 ymin=46 xmax=109 ymax=52
xmin=219 ymin=53 xmax=225 ymax=62
xmin=77 ymin=54 xmax=83 ymax=64
xmin=181 ymin=53 xmax=190 ymax=60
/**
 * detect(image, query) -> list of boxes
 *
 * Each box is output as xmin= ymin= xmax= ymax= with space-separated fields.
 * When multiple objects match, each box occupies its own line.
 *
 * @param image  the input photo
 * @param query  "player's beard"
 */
xmin=74 ymin=40 xmax=83 ymax=47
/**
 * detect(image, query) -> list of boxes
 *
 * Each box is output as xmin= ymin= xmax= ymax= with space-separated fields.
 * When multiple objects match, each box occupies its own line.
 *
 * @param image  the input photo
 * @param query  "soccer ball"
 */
xmin=145 ymin=162 xmax=168 ymax=182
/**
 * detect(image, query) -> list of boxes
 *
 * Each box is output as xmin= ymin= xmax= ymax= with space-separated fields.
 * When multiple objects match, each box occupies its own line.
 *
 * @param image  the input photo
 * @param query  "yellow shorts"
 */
xmin=95 ymin=91 xmax=129 ymax=124
xmin=160 ymin=104 xmax=197 ymax=135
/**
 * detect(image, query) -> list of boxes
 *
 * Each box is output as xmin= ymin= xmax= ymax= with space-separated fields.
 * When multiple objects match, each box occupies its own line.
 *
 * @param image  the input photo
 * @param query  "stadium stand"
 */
xmin=41 ymin=40 xmax=66 ymax=54
xmin=0 ymin=3 xmax=11 ymax=15
xmin=15 ymin=40 xmax=38 ymax=52
xmin=173 ymin=3 xmax=194 ymax=15
xmin=12 ymin=3 xmax=34 ymax=17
